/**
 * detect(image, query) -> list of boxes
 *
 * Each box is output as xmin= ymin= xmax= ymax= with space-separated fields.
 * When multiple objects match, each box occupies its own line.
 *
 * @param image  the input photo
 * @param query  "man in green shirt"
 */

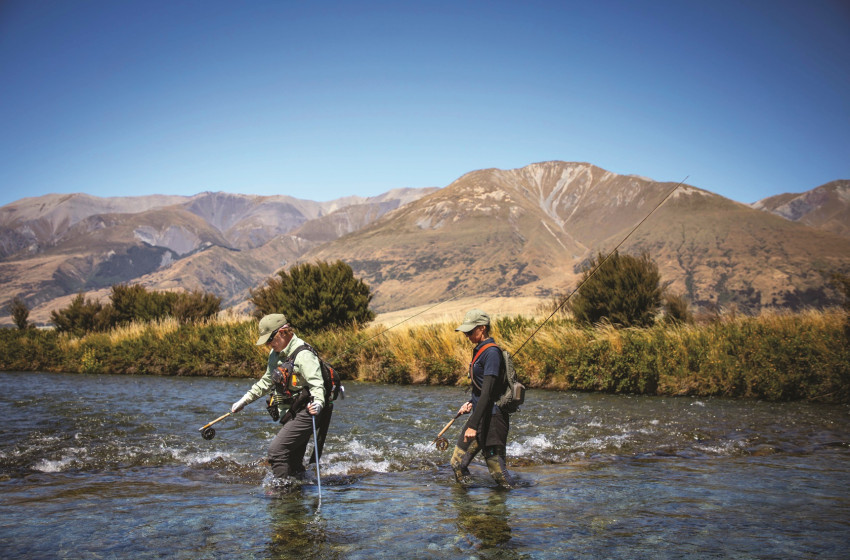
xmin=231 ymin=313 xmax=327 ymax=481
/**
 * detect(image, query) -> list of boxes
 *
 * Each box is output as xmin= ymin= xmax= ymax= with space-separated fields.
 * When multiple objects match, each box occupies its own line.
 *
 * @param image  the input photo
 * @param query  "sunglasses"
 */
xmin=266 ymin=325 xmax=290 ymax=344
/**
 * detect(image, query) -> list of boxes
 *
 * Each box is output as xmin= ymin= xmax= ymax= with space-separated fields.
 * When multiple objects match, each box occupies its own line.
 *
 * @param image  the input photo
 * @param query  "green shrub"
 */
xmin=250 ymin=260 xmax=374 ymax=333
xmin=422 ymin=355 xmax=462 ymax=386
xmin=662 ymin=292 xmax=693 ymax=325
xmin=10 ymin=297 xmax=30 ymax=330
xmin=51 ymin=293 xmax=112 ymax=336
xmin=494 ymin=315 xmax=537 ymax=339
xmin=570 ymin=251 xmax=663 ymax=328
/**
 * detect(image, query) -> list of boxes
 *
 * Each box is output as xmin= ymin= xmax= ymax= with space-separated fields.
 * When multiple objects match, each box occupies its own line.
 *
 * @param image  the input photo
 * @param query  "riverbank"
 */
xmin=1 ymin=309 xmax=848 ymax=403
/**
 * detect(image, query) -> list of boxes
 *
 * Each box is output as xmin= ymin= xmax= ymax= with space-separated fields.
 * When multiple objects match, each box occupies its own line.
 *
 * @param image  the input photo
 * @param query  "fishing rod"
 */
xmin=198 ymin=412 xmax=232 ymax=440
xmin=429 ymin=178 xmax=689 ymax=450
xmin=326 ymin=290 xmax=467 ymax=364
xmin=197 ymin=290 xmax=467 ymax=439
xmin=511 ymin=176 xmax=689 ymax=358
xmin=432 ymin=411 xmax=463 ymax=451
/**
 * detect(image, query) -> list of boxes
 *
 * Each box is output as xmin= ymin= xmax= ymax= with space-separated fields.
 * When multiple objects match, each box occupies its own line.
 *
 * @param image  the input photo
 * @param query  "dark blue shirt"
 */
xmin=469 ymin=337 xmax=502 ymax=415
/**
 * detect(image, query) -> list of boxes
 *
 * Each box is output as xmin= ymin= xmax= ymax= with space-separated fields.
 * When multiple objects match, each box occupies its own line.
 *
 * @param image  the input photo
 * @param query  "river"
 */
xmin=1 ymin=371 xmax=848 ymax=559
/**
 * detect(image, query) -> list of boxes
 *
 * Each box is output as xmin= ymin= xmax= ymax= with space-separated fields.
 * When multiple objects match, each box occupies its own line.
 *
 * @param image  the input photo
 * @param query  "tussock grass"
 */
xmin=1 ymin=308 xmax=847 ymax=403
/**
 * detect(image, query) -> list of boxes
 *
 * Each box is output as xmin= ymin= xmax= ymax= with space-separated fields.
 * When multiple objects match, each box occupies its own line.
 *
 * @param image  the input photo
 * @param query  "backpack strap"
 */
xmin=285 ymin=343 xmax=320 ymax=395
xmin=289 ymin=343 xmax=336 ymax=400
xmin=469 ymin=342 xmax=499 ymax=391
xmin=287 ymin=343 xmax=314 ymax=362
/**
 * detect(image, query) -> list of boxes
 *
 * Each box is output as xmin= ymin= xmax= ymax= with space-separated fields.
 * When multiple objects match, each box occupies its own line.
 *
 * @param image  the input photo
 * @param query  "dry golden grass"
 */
xmin=372 ymin=296 xmax=548 ymax=328
xmin=5 ymin=297 xmax=846 ymax=402
xmin=106 ymin=317 xmax=181 ymax=343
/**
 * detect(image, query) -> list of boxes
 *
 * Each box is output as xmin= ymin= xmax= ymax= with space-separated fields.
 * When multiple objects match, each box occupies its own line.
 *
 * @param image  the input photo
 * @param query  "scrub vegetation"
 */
xmin=49 ymin=284 xmax=221 ymax=337
xmin=1 ymin=308 xmax=847 ymax=403
xmin=250 ymin=260 xmax=375 ymax=331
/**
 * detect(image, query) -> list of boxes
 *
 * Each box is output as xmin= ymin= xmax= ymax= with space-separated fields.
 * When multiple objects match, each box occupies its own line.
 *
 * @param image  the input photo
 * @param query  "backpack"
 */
xmin=470 ymin=343 xmax=525 ymax=414
xmin=288 ymin=343 xmax=344 ymax=401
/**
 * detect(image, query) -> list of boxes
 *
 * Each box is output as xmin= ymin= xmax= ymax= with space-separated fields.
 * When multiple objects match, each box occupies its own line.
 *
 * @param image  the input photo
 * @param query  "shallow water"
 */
xmin=1 ymin=371 xmax=848 ymax=558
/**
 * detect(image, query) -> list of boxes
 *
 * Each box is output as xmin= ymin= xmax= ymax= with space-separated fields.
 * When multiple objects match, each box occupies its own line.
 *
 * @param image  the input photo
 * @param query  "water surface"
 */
xmin=1 ymin=372 xmax=848 ymax=558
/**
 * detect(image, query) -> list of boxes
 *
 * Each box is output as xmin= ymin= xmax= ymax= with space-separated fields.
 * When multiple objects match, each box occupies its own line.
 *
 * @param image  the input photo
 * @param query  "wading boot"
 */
xmin=450 ymin=445 xmax=474 ymax=485
xmin=485 ymin=446 xmax=514 ymax=490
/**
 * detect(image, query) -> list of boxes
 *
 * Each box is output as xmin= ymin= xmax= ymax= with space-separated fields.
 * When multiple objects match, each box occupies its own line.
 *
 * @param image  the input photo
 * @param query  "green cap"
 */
xmin=455 ymin=308 xmax=490 ymax=332
xmin=255 ymin=313 xmax=288 ymax=345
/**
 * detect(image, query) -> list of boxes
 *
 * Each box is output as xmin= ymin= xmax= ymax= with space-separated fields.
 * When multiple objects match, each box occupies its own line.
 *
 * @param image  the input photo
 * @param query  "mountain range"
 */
xmin=1 ymin=162 xmax=848 ymax=326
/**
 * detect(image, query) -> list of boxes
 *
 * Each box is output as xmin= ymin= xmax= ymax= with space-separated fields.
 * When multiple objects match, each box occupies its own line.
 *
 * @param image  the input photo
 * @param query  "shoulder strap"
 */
xmin=471 ymin=342 xmax=498 ymax=365
xmin=469 ymin=343 xmax=499 ymax=390
xmin=288 ymin=343 xmax=315 ymax=362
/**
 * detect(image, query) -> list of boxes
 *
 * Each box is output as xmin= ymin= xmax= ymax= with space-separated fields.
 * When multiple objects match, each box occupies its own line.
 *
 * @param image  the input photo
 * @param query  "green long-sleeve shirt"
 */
xmin=240 ymin=334 xmax=325 ymax=415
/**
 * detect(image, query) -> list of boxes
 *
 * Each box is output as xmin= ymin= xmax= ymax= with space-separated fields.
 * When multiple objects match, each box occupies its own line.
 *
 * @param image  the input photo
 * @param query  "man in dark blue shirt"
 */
xmin=450 ymin=309 xmax=514 ymax=489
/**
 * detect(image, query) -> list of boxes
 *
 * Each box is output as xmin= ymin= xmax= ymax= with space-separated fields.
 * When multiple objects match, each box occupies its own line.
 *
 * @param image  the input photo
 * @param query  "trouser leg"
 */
xmin=268 ymin=408 xmax=314 ymax=478
xmin=484 ymin=445 xmax=513 ymax=489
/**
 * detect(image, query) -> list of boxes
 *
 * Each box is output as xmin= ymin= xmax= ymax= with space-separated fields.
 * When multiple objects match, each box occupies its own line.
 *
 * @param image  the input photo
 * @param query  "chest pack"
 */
xmin=469 ymin=342 xmax=525 ymax=414
xmin=288 ymin=343 xmax=344 ymax=402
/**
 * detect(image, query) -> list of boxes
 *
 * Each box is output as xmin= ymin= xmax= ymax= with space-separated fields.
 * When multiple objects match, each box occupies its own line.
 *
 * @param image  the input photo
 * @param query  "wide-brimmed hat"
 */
xmin=255 ymin=313 xmax=288 ymax=345
xmin=455 ymin=308 xmax=490 ymax=332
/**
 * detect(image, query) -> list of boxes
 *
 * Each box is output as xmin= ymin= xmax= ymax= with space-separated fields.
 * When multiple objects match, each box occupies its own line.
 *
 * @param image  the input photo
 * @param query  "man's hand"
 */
xmin=231 ymin=397 xmax=248 ymax=413
xmin=458 ymin=401 xmax=472 ymax=415
xmin=308 ymin=401 xmax=323 ymax=416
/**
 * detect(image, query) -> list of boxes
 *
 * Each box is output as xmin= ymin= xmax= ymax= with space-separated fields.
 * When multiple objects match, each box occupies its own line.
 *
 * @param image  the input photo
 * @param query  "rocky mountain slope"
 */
xmin=751 ymin=180 xmax=850 ymax=240
xmin=1 ymin=162 xmax=847 ymax=326
xmin=0 ymin=188 xmax=436 ymax=324
xmin=301 ymin=162 xmax=850 ymax=312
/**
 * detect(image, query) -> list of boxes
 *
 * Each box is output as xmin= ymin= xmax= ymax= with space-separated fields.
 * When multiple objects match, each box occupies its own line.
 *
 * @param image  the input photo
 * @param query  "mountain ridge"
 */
xmin=1 ymin=162 xmax=848 ymax=326
xmin=299 ymin=162 xmax=849 ymax=312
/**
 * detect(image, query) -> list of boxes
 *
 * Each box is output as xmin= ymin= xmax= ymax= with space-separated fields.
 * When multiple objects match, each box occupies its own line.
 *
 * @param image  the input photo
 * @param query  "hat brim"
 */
xmin=455 ymin=322 xmax=479 ymax=332
xmin=256 ymin=332 xmax=274 ymax=345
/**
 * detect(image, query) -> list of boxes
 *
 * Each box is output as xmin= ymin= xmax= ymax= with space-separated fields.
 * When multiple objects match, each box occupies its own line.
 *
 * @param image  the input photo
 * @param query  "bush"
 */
xmin=570 ymin=251 xmax=662 ymax=328
xmin=10 ymin=297 xmax=30 ymax=330
xmin=51 ymin=293 xmax=112 ymax=336
xmin=662 ymin=292 xmax=693 ymax=325
xmin=494 ymin=315 xmax=537 ymax=339
xmin=111 ymin=284 xmax=219 ymax=324
xmin=172 ymin=291 xmax=222 ymax=323
xmin=111 ymin=284 xmax=177 ymax=324
xmin=49 ymin=285 xmax=222 ymax=335
xmin=250 ymin=260 xmax=375 ymax=333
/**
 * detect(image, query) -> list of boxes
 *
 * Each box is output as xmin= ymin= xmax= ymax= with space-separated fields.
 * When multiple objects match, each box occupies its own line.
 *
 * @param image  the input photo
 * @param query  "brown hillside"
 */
xmin=752 ymin=180 xmax=850 ymax=240
xmin=301 ymin=162 xmax=850 ymax=312
xmin=2 ymin=163 xmax=848 ymax=326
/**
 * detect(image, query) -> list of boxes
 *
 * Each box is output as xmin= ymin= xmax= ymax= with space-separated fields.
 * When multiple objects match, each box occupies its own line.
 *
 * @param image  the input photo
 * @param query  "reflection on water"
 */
xmin=1 ymin=371 xmax=849 ymax=558
xmin=452 ymin=489 xmax=513 ymax=551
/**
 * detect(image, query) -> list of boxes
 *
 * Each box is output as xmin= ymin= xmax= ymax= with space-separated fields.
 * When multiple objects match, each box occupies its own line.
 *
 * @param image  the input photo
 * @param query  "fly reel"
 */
xmin=198 ymin=411 xmax=232 ymax=441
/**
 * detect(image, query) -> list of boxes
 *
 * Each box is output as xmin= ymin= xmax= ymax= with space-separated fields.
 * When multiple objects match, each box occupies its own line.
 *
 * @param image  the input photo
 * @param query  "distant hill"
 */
xmin=751 ymin=180 xmax=850 ymax=240
xmin=0 ymin=188 xmax=436 ymax=324
xmin=1 ymin=162 xmax=848 ymax=326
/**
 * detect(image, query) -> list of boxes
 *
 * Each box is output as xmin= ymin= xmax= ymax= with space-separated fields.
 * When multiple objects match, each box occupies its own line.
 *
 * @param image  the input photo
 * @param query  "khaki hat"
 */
xmin=255 ymin=313 xmax=288 ymax=345
xmin=455 ymin=308 xmax=490 ymax=332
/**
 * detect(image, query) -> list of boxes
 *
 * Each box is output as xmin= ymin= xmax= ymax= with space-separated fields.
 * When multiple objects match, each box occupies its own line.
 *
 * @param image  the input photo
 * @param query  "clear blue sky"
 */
xmin=1 ymin=0 xmax=848 ymax=207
